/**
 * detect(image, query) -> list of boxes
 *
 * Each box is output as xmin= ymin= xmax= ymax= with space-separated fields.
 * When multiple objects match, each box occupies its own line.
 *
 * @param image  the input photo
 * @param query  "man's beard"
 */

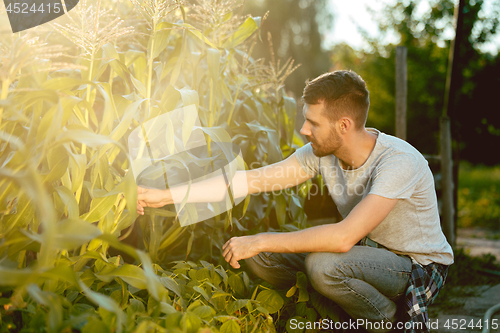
xmin=306 ymin=128 xmax=342 ymax=157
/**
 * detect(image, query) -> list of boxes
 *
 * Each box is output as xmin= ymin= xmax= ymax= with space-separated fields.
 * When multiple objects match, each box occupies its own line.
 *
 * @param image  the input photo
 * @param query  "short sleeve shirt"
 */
xmin=294 ymin=128 xmax=454 ymax=266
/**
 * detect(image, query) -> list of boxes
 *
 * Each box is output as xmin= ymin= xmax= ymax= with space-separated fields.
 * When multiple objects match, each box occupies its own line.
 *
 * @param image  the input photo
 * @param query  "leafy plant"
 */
xmin=457 ymin=162 xmax=500 ymax=230
xmin=0 ymin=0 xmax=321 ymax=330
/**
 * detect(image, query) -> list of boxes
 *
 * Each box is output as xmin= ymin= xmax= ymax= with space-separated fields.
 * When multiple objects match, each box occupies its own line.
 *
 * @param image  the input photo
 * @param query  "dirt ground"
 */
xmin=429 ymin=228 xmax=500 ymax=333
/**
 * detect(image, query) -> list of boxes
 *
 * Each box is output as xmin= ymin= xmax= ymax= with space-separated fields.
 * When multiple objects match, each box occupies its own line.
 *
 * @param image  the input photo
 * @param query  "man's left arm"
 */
xmin=222 ymin=194 xmax=399 ymax=268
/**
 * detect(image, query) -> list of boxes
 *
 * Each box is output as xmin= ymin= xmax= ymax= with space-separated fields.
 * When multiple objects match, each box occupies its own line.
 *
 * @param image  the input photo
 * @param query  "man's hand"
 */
xmin=222 ymin=235 xmax=262 ymax=269
xmin=136 ymin=187 xmax=171 ymax=215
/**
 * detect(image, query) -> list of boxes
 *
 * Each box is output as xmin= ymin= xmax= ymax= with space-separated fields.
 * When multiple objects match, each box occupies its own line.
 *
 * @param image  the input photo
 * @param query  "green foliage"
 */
xmin=458 ymin=162 xmax=500 ymax=229
xmin=0 ymin=0 xmax=318 ymax=330
xmin=431 ymin=248 xmax=500 ymax=311
xmin=0 ymin=260 xmax=285 ymax=332
xmin=331 ymin=0 xmax=500 ymax=162
xmin=275 ymin=272 xmax=346 ymax=333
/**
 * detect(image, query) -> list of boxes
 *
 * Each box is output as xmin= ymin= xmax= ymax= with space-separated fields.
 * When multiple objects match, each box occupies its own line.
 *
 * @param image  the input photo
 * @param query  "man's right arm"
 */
xmin=136 ymin=153 xmax=313 ymax=214
xmin=245 ymin=153 xmax=314 ymax=194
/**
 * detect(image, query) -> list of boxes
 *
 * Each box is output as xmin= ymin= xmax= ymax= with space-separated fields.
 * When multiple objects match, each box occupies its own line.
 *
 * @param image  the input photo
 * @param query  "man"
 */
xmin=137 ymin=70 xmax=453 ymax=332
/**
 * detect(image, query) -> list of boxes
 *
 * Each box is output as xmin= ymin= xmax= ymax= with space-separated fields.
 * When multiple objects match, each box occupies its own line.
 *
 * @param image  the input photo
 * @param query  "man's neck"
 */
xmin=338 ymin=129 xmax=378 ymax=170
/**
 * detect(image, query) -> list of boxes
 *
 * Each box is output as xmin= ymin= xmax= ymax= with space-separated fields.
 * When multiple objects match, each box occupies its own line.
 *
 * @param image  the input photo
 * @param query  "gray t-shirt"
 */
xmin=295 ymin=128 xmax=454 ymax=266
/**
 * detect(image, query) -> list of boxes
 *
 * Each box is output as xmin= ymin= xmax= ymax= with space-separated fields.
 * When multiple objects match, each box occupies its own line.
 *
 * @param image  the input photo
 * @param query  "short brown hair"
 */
xmin=301 ymin=70 xmax=370 ymax=129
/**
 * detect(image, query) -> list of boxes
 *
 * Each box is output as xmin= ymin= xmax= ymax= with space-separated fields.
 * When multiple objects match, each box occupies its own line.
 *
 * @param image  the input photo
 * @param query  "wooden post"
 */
xmin=440 ymin=0 xmax=465 ymax=248
xmin=441 ymin=117 xmax=455 ymax=247
xmin=395 ymin=46 xmax=407 ymax=140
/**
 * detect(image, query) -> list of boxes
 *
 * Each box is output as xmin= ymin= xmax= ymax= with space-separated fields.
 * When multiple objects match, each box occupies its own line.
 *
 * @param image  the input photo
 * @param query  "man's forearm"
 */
xmin=254 ymin=223 xmax=352 ymax=254
xmin=169 ymin=163 xmax=306 ymax=204
xmin=141 ymin=153 xmax=312 ymax=207
xmin=169 ymin=170 xmax=250 ymax=204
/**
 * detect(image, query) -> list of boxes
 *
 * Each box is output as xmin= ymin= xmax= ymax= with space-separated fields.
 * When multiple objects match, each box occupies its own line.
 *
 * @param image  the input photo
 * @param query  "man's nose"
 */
xmin=300 ymin=122 xmax=310 ymax=136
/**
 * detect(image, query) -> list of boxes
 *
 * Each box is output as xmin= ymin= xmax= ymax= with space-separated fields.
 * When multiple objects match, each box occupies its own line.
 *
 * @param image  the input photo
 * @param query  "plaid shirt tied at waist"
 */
xmin=358 ymin=237 xmax=450 ymax=333
xmin=402 ymin=260 xmax=449 ymax=333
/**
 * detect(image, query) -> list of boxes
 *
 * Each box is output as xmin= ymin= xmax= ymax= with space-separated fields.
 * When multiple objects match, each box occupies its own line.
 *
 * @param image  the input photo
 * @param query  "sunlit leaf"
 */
xmin=191 ymin=305 xmax=214 ymax=319
xmin=1 ymin=195 xmax=34 ymax=234
xmin=256 ymin=290 xmax=284 ymax=314
xmin=220 ymin=319 xmax=241 ymax=333
xmin=228 ymin=274 xmax=245 ymax=295
xmin=0 ymin=267 xmax=35 ymax=286
xmin=131 ymin=75 xmax=147 ymax=98
xmin=98 ymin=264 xmax=148 ymax=289
xmin=42 ymin=77 xmax=92 ymax=91
xmin=78 ymin=280 xmax=126 ymax=332
xmin=227 ymin=299 xmax=248 ymax=314
xmin=80 ymin=195 xmax=118 ymax=223
xmin=274 ymin=193 xmax=287 ymax=226
xmin=151 ymin=23 xmax=171 ymax=59
xmin=56 ymin=127 xmax=116 ymax=148
xmin=178 ymin=87 xmax=199 ymax=110
xmin=137 ymin=251 xmax=168 ymax=301
xmin=223 ymin=17 xmax=260 ymax=49
xmin=44 ymin=145 xmax=70 ymax=184
xmin=160 ymin=85 xmax=181 ymax=112
xmin=54 ymin=218 xmax=103 ymax=249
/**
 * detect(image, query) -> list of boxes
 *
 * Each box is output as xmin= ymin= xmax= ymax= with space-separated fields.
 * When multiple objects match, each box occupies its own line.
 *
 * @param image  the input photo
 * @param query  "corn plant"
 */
xmin=0 ymin=0 xmax=321 ymax=331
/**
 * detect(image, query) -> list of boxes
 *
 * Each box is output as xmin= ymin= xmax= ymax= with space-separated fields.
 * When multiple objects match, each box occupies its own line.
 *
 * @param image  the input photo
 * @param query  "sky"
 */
xmin=325 ymin=0 xmax=390 ymax=50
xmin=324 ymin=0 xmax=500 ymax=55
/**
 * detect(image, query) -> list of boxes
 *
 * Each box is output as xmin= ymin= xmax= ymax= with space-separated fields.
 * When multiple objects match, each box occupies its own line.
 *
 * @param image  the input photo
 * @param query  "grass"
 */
xmin=430 ymin=248 xmax=500 ymax=313
xmin=458 ymin=161 xmax=500 ymax=230
xmin=429 ymin=162 xmax=500 ymax=314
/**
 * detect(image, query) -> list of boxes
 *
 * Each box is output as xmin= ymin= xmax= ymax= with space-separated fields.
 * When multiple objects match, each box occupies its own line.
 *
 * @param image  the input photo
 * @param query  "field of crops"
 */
xmin=0 ymin=0 xmax=347 ymax=331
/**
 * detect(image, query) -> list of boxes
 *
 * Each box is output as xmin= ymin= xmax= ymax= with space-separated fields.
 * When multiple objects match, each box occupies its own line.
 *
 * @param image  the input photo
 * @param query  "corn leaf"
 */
xmin=97 ymin=264 xmax=148 ymax=290
xmin=53 ymin=218 xmax=102 ymax=249
xmin=223 ymin=17 xmax=260 ymax=49
xmin=80 ymin=195 xmax=118 ymax=223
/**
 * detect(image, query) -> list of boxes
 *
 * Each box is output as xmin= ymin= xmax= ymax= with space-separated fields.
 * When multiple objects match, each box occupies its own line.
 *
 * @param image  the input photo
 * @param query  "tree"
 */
xmin=330 ymin=0 xmax=500 ymax=164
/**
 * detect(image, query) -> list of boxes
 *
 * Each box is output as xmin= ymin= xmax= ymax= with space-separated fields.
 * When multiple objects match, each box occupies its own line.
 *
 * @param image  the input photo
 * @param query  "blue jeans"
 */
xmin=245 ymin=246 xmax=412 ymax=333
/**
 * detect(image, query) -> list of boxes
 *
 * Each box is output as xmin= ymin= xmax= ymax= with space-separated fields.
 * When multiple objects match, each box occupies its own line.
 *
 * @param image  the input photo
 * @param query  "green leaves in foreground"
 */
xmin=0 ymin=260 xmax=281 ymax=332
xmin=0 ymin=0 xmax=316 ymax=331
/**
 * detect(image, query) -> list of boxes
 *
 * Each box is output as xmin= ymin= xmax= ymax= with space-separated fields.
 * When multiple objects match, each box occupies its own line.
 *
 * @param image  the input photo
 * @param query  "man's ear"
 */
xmin=339 ymin=117 xmax=353 ymax=133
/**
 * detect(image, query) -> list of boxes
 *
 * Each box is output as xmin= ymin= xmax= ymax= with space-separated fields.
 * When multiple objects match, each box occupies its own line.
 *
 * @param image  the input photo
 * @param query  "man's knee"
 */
xmin=244 ymin=253 xmax=269 ymax=278
xmin=244 ymin=252 xmax=298 ymax=288
xmin=305 ymin=252 xmax=349 ymax=291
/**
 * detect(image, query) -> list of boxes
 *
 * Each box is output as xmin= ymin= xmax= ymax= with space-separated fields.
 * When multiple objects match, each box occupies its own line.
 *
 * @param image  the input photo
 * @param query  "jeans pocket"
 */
xmin=394 ymin=270 xmax=411 ymax=298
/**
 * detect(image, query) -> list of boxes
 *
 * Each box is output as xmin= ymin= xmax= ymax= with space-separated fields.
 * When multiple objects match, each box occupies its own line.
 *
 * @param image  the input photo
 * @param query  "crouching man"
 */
xmin=137 ymin=70 xmax=453 ymax=333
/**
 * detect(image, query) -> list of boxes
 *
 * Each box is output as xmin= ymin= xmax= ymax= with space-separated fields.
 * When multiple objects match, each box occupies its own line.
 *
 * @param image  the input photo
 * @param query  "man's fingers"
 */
xmin=223 ymin=237 xmax=235 ymax=251
xmin=222 ymin=241 xmax=231 ymax=255
xmin=225 ymin=251 xmax=240 ymax=269
xmin=223 ymin=246 xmax=232 ymax=259
xmin=136 ymin=202 xmax=144 ymax=215
xmin=222 ymin=237 xmax=242 ymax=268
xmin=230 ymin=258 xmax=240 ymax=269
xmin=223 ymin=250 xmax=232 ymax=264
